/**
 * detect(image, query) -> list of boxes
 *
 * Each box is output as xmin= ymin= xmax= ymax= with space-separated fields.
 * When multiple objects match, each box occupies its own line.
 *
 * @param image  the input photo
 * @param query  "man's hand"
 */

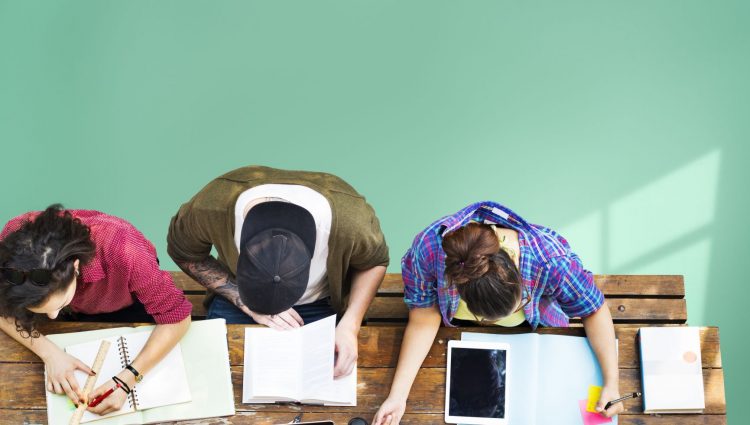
xmin=334 ymin=322 xmax=358 ymax=377
xmin=249 ymin=308 xmax=304 ymax=330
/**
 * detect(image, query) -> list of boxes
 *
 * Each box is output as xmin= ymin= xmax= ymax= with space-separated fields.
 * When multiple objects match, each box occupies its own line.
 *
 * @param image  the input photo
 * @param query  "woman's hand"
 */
xmin=86 ymin=370 xmax=136 ymax=416
xmin=42 ymin=345 xmax=95 ymax=404
xmin=596 ymin=384 xmax=624 ymax=418
xmin=373 ymin=395 xmax=407 ymax=425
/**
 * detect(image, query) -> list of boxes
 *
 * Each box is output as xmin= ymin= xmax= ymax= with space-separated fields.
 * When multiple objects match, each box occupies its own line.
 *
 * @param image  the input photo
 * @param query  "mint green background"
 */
xmin=1 ymin=1 xmax=747 ymax=421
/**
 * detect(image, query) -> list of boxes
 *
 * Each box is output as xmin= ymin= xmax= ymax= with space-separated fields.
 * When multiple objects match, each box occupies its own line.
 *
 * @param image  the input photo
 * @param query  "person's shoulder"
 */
xmin=0 ymin=211 xmax=40 ymax=239
xmin=73 ymin=210 xmax=138 ymax=232
xmin=523 ymin=223 xmax=572 ymax=260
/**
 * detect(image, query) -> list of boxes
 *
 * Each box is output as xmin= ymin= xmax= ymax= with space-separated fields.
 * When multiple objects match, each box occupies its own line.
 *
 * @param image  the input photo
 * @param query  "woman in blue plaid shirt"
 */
xmin=373 ymin=202 xmax=622 ymax=424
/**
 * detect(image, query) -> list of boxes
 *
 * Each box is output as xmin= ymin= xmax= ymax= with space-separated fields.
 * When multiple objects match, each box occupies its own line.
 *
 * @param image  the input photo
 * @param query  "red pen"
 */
xmin=88 ymin=383 xmax=121 ymax=408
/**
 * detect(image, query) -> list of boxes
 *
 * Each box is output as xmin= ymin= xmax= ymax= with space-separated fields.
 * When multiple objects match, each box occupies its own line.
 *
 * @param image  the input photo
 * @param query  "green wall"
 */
xmin=1 ymin=1 xmax=747 ymax=421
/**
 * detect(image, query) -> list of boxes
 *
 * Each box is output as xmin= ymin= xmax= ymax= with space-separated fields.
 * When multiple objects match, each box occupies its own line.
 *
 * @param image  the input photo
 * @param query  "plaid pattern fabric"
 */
xmin=402 ymin=201 xmax=604 ymax=328
xmin=1 ymin=210 xmax=192 ymax=324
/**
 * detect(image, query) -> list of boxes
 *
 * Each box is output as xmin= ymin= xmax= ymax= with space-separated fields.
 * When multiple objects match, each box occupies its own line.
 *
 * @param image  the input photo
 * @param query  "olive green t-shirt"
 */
xmin=167 ymin=166 xmax=390 ymax=313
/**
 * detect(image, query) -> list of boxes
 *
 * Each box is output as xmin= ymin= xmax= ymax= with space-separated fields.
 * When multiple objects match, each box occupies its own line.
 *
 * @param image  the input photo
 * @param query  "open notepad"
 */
xmin=462 ymin=332 xmax=618 ymax=425
xmin=243 ymin=315 xmax=356 ymax=405
xmin=65 ymin=331 xmax=191 ymax=423
xmin=46 ymin=319 xmax=235 ymax=425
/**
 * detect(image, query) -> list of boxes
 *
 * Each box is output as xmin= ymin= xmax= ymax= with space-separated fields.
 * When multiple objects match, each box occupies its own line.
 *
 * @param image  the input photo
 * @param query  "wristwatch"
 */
xmin=125 ymin=364 xmax=143 ymax=383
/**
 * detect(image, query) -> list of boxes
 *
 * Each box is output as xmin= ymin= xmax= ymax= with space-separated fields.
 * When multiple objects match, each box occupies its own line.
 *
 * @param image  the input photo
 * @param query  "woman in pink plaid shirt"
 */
xmin=0 ymin=205 xmax=192 ymax=417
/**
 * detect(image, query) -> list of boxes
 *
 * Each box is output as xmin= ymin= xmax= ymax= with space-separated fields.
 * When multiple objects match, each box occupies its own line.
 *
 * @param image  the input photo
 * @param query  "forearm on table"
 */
xmin=0 ymin=316 xmax=59 ymax=360
xmin=339 ymin=265 xmax=386 ymax=330
xmin=582 ymin=302 xmax=619 ymax=386
xmin=388 ymin=306 xmax=442 ymax=401
xmin=129 ymin=316 xmax=191 ymax=376
xmin=175 ymin=257 xmax=246 ymax=310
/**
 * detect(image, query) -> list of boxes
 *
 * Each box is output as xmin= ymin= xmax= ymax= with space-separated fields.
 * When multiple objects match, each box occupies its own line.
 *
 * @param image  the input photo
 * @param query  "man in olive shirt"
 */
xmin=167 ymin=166 xmax=389 ymax=377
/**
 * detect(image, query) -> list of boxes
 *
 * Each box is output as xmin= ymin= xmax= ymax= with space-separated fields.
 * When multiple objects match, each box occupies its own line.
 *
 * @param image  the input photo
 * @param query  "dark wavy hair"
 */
xmin=442 ymin=222 xmax=522 ymax=320
xmin=0 ymin=205 xmax=95 ymax=337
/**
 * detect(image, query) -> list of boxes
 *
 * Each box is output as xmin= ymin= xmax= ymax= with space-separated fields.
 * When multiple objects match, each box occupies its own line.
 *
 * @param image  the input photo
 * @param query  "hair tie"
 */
xmin=459 ymin=261 xmax=465 ymax=267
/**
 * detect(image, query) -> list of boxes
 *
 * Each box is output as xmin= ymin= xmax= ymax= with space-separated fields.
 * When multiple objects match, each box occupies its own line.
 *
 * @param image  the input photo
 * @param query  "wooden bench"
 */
xmin=172 ymin=272 xmax=689 ymax=325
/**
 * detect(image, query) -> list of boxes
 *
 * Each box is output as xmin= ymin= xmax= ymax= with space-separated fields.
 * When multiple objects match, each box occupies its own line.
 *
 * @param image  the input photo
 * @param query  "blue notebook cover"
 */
xmin=461 ymin=332 xmax=618 ymax=425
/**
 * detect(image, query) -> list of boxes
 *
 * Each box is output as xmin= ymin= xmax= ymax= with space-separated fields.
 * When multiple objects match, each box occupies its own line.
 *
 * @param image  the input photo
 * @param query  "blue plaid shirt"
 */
xmin=402 ymin=201 xmax=604 ymax=328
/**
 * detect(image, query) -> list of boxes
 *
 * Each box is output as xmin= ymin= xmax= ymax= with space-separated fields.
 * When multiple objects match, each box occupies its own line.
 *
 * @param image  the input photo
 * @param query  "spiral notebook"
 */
xmin=64 ymin=330 xmax=192 ymax=423
xmin=46 ymin=319 xmax=235 ymax=425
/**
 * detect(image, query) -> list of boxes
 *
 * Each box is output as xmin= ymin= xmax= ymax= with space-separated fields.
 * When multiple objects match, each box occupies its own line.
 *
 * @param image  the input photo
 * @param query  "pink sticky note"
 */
xmin=578 ymin=399 xmax=613 ymax=425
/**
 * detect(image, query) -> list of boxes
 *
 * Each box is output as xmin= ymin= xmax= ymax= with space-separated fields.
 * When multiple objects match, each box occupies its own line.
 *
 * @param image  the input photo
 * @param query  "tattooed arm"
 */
xmin=174 ymin=256 xmax=249 ymax=312
xmin=175 ymin=257 xmax=303 ymax=330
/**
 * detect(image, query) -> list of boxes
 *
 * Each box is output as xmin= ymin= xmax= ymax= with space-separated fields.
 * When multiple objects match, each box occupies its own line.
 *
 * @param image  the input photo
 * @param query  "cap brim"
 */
xmin=239 ymin=201 xmax=316 ymax=257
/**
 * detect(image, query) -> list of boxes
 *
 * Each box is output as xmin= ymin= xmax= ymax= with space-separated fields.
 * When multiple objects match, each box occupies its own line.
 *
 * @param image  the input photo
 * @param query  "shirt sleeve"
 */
xmin=121 ymin=229 xmax=193 ymax=324
xmin=166 ymin=200 xmax=214 ymax=264
xmin=546 ymin=254 xmax=604 ymax=319
xmin=347 ymin=202 xmax=390 ymax=270
xmin=402 ymin=233 xmax=438 ymax=309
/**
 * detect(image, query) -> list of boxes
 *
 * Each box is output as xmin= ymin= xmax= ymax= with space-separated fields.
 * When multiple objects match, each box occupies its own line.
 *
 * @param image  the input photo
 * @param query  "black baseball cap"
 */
xmin=236 ymin=201 xmax=316 ymax=315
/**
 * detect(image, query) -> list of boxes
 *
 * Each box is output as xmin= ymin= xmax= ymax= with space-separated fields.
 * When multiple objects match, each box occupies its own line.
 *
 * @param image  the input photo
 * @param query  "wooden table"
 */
xmin=0 ymin=322 xmax=725 ymax=424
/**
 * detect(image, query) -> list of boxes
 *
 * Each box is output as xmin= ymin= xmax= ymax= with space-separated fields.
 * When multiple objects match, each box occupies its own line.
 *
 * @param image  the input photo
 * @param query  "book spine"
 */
xmin=118 ymin=336 xmax=139 ymax=410
xmin=637 ymin=329 xmax=647 ymax=412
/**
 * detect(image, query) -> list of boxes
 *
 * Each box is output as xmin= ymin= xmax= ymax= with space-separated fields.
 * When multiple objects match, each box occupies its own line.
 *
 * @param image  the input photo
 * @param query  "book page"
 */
xmin=536 ymin=335 xmax=616 ymax=425
xmin=122 ymin=330 xmax=192 ymax=411
xmin=300 ymin=315 xmax=337 ymax=399
xmin=246 ymin=326 xmax=302 ymax=400
xmin=304 ymin=365 xmax=357 ymax=406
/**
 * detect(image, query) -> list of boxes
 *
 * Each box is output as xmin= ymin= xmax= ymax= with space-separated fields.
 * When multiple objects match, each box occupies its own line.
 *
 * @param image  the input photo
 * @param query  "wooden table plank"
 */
xmin=143 ymin=295 xmax=694 ymax=324
xmin=172 ymin=272 xmax=686 ymax=298
xmin=0 ymin=325 xmax=721 ymax=370
xmin=0 ymin=364 xmax=725 ymax=415
xmin=0 ymin=325 xmax=721 ymax=371
xmin=0 ymin=410 xmax=728 ymax=425
xmin=365 ymin=298 xmax=688 ymax=323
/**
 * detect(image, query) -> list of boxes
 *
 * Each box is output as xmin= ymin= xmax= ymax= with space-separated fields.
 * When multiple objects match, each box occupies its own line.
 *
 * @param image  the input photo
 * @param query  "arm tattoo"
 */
xmin=176 ymin=257 xmax=248 ymax=311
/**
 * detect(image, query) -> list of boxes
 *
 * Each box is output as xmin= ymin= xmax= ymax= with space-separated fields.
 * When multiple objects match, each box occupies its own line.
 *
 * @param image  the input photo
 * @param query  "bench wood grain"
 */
xmin=172 ymin=272 xmax=688 ymax=324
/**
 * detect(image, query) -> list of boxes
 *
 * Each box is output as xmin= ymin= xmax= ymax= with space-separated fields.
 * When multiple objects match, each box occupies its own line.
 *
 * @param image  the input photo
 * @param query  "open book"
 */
xmin=46 ymin=319 xmax=235 ymax=425
xmin=462 ymin=332 xmax=618 ymax=425
xmin=242 ymin=315 xmax=356 ymax=406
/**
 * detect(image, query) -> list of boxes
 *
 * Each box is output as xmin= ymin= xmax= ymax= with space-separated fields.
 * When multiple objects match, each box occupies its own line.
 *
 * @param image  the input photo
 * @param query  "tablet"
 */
xmin=445 ymin=340 xmax=510 ymax=425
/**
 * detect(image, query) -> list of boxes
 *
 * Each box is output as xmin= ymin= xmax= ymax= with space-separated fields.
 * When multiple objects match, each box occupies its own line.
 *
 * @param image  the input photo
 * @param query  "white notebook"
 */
xmin=639 ymin=327 xmax=705 ymax=413
xmin=46 ymin=319 xmax=236 ymax=425
xmin=242 ymin=315 xmax=356 ymax=406
xmin=65 ymin=330 xmax=191 ymax=423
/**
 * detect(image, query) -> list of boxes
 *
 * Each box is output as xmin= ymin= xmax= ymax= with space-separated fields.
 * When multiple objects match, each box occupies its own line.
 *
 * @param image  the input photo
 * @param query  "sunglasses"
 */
xmin=0 ymin=267 xmax=54 ymax=286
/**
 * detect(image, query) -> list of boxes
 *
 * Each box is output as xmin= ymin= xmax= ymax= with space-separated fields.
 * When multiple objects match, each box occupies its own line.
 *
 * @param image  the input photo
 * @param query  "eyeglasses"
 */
xmin=0 ymin=267 xmax=54 ymax=286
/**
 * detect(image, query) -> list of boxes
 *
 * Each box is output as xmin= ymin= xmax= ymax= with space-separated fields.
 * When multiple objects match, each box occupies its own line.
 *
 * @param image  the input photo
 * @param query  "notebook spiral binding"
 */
xmin=118 ymin=336 xmax=139 ymax=409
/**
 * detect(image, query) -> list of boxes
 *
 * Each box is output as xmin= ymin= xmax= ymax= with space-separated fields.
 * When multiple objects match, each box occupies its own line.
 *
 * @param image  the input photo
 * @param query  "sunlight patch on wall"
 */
xmin=624 ymin=237 xmax=712 ymax=324
xmin=608 ymin=150 xmax=720 ymax=270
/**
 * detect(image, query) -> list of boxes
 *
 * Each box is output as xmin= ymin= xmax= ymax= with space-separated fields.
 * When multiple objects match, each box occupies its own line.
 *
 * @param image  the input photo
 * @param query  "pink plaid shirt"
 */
xmin=1 ymin=210 xmax=191 ymax=324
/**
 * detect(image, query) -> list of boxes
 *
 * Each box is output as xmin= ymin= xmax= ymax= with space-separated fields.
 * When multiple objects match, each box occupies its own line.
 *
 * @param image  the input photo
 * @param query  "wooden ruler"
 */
xmin=69 ymin=340 xmax=111 ymax=425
